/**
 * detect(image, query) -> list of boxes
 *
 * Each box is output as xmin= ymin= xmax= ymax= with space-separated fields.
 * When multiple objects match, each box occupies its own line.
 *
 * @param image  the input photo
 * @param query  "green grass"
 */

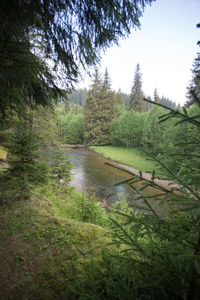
xmin=91 ymin=145 xmax=163 ymax=174
xmin=42 ymin=184 xmax=111 ymax=228
xmin=0 ymin=145 xmax=7 ymax=161
xmin=0 ymin=186 xmax=113 ymax=300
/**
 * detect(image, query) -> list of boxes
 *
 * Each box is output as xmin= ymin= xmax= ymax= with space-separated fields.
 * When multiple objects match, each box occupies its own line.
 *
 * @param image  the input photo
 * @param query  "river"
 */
xmin=66 ymin=146 xmax=160 ymax=209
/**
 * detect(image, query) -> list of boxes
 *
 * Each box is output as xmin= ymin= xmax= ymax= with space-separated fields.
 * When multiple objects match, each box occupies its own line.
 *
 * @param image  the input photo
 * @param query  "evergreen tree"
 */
xmin=129 ymin=64 xmax=145 ymax=112
xmin=153 ymin=88 xmax=159 ymax=102
xmin=83 ymin=69 xmax=102 ymax=145
xmin=64 ymin=95 xmax=70 ymax=113
xmin=103 ymin=68 xmax=112 ymax=91
xmin=186 ymin=25 xmax=200 ymax=107
xmin=83 ymin=69 xmax=114 ymax=145
xmin=101 ymin=69 xmax=115 ymax=140
xmin=1 ymin=124 xmax=49 ymax=202
xmin=0 ymin=0 xmax=154 ymax=117
xmin=158 ymin=96 xmax=176 ymax=110
xmin=69 ymin=89 xmax=88 ymax=106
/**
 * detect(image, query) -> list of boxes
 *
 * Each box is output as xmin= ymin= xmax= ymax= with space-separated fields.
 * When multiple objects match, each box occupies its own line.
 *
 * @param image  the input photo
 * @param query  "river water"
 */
xmin=66 ymin=146 xmax=159 ymax=208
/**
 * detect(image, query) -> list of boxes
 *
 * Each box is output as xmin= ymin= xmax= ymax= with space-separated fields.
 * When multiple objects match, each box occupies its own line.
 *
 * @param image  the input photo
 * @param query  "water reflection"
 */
xmin=67 ymin=147 xmax=148 ymax=205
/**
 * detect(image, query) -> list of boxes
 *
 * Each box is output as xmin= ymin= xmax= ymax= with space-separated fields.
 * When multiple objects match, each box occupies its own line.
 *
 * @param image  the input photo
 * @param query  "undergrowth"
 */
xmin=0 ymin=183 xmax=113 ymax=300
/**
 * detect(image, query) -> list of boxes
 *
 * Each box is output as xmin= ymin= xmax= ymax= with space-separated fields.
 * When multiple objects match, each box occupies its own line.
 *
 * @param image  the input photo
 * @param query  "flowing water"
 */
xmin=66 ymin=146 xmax=161 ymax=209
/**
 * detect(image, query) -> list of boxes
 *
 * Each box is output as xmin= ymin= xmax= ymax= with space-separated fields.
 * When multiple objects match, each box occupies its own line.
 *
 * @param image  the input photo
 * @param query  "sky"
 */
xmin=76 ymin=0 xmax=200 ymax=105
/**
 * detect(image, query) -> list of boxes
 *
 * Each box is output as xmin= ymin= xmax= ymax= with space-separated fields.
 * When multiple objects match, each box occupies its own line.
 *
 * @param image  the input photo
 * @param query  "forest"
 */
xmin=55 ymin=65 xmax=197 ymax=180
xmin=0 ymin=1 xmax=200 ymax=299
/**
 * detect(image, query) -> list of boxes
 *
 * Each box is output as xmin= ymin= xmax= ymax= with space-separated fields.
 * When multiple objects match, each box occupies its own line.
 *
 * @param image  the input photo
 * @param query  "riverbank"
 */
xmin=60 ymin=143 xmax=85 ymax=149
xmin=90 ymin=146 xmax=162 ymax=173
xmin=0 ymin=142 xmax=119 ymax=299
xmin=0 ymin=184 xmax=112 ymax=299
xmin=91 ymin=146 xmax=178 ymax=189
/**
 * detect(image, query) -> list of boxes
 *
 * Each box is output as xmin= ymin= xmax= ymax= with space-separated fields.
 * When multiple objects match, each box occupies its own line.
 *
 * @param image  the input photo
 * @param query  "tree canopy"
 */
xmin=0 ymin=0 xmax=154 ymax=117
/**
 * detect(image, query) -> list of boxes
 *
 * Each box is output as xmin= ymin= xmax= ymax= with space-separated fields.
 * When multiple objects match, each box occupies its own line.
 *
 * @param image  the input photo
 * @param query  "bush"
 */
xmin=71 ymin=192 xmax=110 ymax=227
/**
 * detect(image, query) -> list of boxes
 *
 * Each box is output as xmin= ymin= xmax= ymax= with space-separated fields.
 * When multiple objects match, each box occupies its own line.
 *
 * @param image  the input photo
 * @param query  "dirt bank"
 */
xmin=104 ymin=159 xmax=180 ymax=190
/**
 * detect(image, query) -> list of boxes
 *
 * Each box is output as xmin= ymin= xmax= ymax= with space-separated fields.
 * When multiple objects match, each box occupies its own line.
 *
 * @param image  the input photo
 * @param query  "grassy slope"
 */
xmin=0 ymin=188 xmax=112 ymax=300
xmin=0 ymin=145 xmax=7 ymax=160
xmin=91 ymin=146 xmax=162 ymax=174
xmin=0 ymin=145 xmax=163 ymax=299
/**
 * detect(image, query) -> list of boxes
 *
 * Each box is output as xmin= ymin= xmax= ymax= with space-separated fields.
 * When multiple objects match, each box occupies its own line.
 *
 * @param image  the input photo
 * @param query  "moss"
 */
xmin=0 ymin=192 xmax=112 ymax=300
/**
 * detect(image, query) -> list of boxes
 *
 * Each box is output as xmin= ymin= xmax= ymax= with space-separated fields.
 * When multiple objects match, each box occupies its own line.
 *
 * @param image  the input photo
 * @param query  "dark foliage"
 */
xmin=0 ymin=0 xmax=154 ymax=116
xmin=186 ymin=24 xmax=200 ymax=107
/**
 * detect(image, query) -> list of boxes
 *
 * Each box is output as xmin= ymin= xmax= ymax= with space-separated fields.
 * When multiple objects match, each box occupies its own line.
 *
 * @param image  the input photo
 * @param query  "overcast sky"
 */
xmin=77 ymin=0 xmax=200 ymax=105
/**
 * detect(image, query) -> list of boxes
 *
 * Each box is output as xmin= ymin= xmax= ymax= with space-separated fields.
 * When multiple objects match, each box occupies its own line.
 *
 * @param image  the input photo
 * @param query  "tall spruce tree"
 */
xmin=129 ymin=64 xmax=145 ymax=112
xmin=101 ymin=68 xmax=115 ymax=140
xmin=83 ymin=69 xmax=102 ymax=145
xmin=83 ymin=69 xmax=114 ymax=145
xmin=103 ymin=68 xmax=111 ymax=91
xmin=153 ymin=88 xmax=159 ymax=102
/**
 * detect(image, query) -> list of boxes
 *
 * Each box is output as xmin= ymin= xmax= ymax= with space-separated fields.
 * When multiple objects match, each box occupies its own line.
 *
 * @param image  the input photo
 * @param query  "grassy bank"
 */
xmin=0 ymin=183 xmax=113 ymax=300
xmin=91 ymin=146 xmax=163 ymax=174
xmin=0 ymin=145 xmax=7 ymax=161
